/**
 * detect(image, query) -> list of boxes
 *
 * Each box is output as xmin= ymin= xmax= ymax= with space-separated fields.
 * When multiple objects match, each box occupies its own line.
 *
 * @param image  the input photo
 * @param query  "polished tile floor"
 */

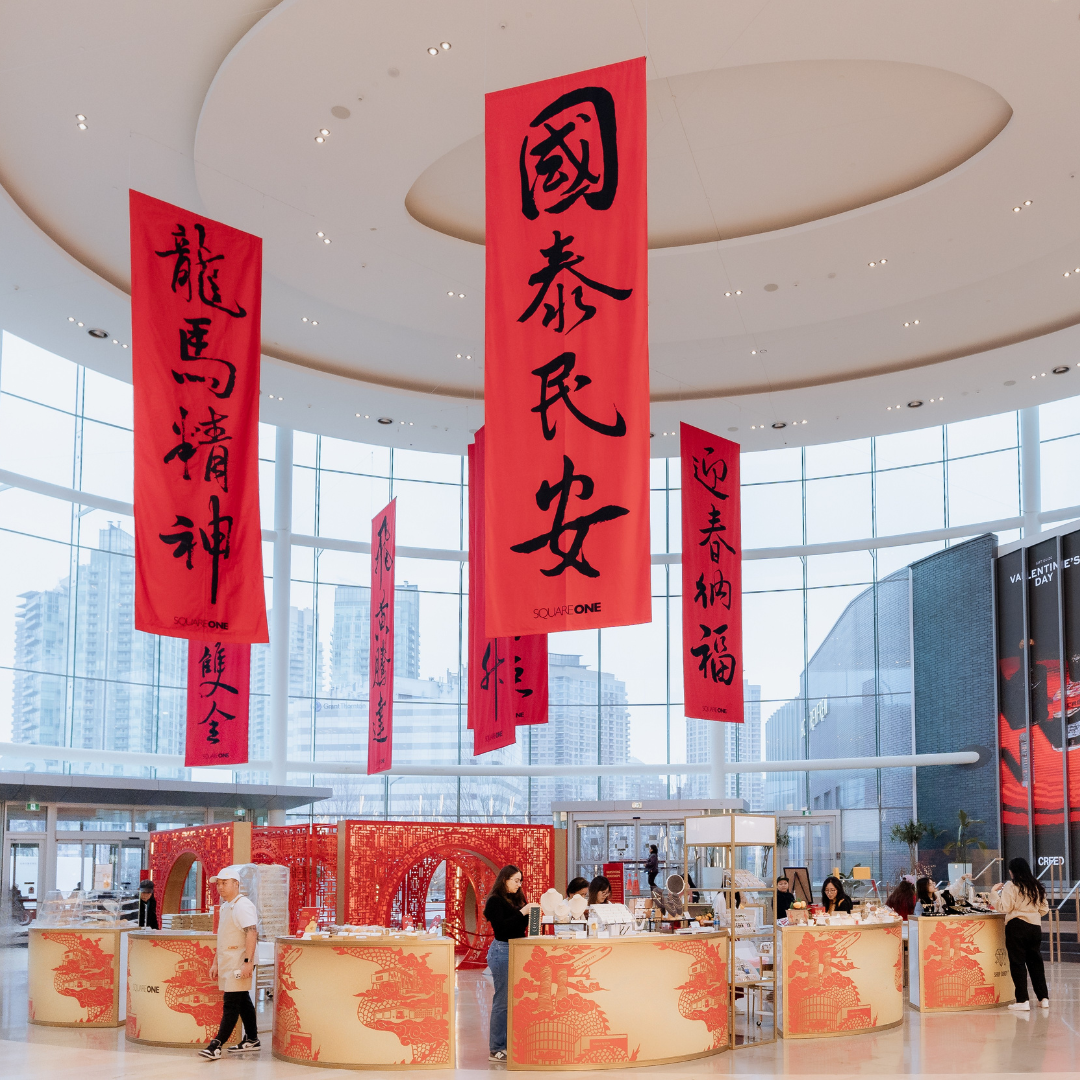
xmin=2 ymin=945 xmax=1079 ymax=1078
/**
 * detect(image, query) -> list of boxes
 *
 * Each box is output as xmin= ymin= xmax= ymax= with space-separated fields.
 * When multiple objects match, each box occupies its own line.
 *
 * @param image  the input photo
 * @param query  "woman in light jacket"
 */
xmin=992 ymin=857 xmax=1050 ymax=1012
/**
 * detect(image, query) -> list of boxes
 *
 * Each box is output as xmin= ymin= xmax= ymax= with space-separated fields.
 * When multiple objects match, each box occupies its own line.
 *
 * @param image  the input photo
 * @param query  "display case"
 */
xmin=684 ymin=813 xmax=777 ymax=1049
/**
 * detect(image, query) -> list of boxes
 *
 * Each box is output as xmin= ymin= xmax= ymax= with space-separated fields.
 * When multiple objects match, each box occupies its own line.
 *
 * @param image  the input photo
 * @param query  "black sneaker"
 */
xmin=226 ymin=1039 xmax=262 ymax=1054
xmin=198 ymin=1040 xmax=222 ymax=1060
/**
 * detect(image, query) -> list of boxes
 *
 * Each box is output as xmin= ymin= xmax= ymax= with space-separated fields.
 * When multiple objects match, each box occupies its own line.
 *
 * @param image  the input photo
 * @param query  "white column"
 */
xmin=1020 ymin=406 xmax=1041 ymax=539
xmin=268 ymin=427 xmax=293 ymax=824
xmin=709 ymin=722 xmax=726 ymax=799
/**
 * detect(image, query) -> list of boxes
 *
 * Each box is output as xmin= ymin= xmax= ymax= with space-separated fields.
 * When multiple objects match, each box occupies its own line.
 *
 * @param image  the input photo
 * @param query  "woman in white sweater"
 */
xmin=991 ymin=857 xmax=1050 ymax=1012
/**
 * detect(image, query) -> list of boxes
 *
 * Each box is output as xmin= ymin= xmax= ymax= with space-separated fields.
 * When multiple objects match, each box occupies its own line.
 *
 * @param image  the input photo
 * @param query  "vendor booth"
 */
xmin=271 ymin=933 xmax=456 ymax=1068
xmin=506 ymin=931 xmax=729 ymax=1070
xmin=777 ymin=921 xmax=904 ymax=1038
xmin=908 ymin=913 xmax=1013 ymax=1011
xmin=28 ymin=924 xmax=132 ymax=1028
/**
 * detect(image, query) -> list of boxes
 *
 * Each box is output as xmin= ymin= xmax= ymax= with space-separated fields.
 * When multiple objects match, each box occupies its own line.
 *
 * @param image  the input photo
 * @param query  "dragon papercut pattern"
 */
xmin=923 ymin=920 xmax=999 ymax=1009
xmin=274 ymin=943 xmax=320 ymax=1061
xmin=511 ymin=943 xmax=639 ymax=1066
xmin=658 ymin=939 xmax=729 ymax=1048
xmin=41 ymin=932 xmax=116 ymax=1024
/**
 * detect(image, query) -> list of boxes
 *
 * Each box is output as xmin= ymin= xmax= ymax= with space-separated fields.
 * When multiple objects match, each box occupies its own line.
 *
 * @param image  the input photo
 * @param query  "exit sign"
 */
xmin=26 ymin=802 xmax=40 ymax=812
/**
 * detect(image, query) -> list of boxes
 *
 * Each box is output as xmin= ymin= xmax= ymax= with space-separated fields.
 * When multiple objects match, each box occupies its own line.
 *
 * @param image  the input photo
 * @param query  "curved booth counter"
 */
xmin=777 ymin=921 xmax=903 ymax=1039
xmin=125 ymin=930 xmax=243 ymax=1047
xmin=28 ymin=924 xmax=131 ymax=1028
xmin=506 ymin=931 xmax=729 ymax=1070
xmin=272 ymin=934 xmax=456 ymax=1069
xmin=908 ymin=913 xmax=1013 ymax=1011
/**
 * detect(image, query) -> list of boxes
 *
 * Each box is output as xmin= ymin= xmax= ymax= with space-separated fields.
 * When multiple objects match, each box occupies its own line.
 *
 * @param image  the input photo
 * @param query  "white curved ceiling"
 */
xmin=0 ymin=0 xmax=1078 ymax=455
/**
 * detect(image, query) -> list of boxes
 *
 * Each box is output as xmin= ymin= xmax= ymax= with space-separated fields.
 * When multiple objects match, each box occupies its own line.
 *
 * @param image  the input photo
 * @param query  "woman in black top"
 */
xmin=138 ymin=880 xmax=158 ymax=929
xmin=483 ymin=865 xmax=538 ymax=1062
xmin=644 ymin=845 xmax=660 ymax=890
xmin=821 ymin=876 xmax=854 ymax=914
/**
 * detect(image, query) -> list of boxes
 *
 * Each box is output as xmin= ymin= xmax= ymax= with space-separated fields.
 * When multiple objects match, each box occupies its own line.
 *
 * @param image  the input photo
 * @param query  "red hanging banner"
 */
xmin=506 ymin=634 xmax=549 ymax=726
xmin=681 ymin=423 xmax=743 ymax=723
xmin=469 ymin=430 xmax=518 ymax=754
xmin=185 ymin=640 xmax=250 ymax=766
xmin=368 ymin=500 xmax=396 ymax=775
xmin=484 ymin=57 xmax=651 ymax=638
xmin=130 ymin=190 xmax=268 ymax=644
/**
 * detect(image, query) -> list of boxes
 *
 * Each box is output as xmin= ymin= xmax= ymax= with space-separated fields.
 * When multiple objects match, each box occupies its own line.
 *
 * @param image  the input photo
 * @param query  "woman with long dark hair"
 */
xmin=483 ymin=865 xmax=539 ymax=1061
xmin=588 ymin=875 xmax=612 ymax=905
xmin=913 ymin=876 xmax=936 ymax=915
xmin=885 ymin=880 xmax=916 ymax=921
xmin=992 ymin=857 xmax=1050 ymax=1012
xmin=821 ymin=875 xmax=853 ymax=914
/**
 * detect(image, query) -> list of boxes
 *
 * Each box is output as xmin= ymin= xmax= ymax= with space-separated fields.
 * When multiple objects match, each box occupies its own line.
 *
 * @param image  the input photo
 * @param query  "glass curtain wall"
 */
xmin=3 ymin=331 xmax=1080 ymax=837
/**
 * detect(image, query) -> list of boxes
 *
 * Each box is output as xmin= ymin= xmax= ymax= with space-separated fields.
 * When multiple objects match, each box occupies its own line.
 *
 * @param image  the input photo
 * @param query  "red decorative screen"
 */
xmin=148 ymin=822 xmax=239 ymax=912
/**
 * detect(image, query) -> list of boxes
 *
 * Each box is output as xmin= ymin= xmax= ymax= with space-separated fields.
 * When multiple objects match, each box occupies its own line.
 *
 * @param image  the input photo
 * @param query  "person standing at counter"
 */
xmin=821 ymin=876 xmax=853 ymax=914
xmin=483 ymin=865 xmax=540 ymax=1063
xmin=775 ymin=875 xmax=794 ymax=920
xmin=645 ymin=845 xmax=660 ymax=890
xmin=138 ymin=880 xmax=158 ymax=929
xmin=588 ymin=876 xmax=613 ymax=905
xmin=992 ymin=857 xmax=1050 ymax=1012
xmin=566 ymin=877 xmax=590 ymax=899
xmin=886 ymin=880 xmax=916 ymax=921
xmin=198 ymin=866 xmax=260 ymax=1060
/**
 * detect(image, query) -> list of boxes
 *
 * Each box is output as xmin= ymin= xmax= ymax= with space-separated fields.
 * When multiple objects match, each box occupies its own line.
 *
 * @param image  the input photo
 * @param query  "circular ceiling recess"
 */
xmin=406 ymin=60 xmax=1011 ymax=247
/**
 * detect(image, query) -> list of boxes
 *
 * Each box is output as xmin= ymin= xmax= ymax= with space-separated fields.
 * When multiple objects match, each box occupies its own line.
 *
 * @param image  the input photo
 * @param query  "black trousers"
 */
xmin=647 ymin=872 xmax=658 ymax=889
xmin=215 ymin=990 xmax=258 ymax=1044
xmin=1005 ymin=919 xmax=1048 ymax=1004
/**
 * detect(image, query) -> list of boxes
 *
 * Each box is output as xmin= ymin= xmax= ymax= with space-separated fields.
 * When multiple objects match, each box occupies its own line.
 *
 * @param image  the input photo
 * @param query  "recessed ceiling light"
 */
xmin=907 ymin=400 xmax=923 ymax=408
xmin=914 ymin=319 xmax=919 ymax=325
xmin=724 ymin=291 xmax=731 ymax=297
xmin=880 ymin=259 xmax=887 ymax=264
xmin=67 ymin=316 xmax=74 ymax=322
xmin=466 ymin=354 xmax=472 ymax=360
xmin=111 ymin=339 xmax=118 ymax=344
xmin=771 ymin=422 xmax=786 ymax=429
xmin=868 ymin=262 xmax=876 ymax=268
xmin=456 ymin=353 xmax=462 ymax=358
xmin=75 ymin=114 xmax=85 ymax=122
xmin=1065 ymin=272 xmax=1071 ymax=277
xmin=378 ymin=417 xmax=393 ymax=425
xmin=87 ymin=328 xmax=108 ymax=339
xmin=1053 ymin=366 xmax=1070 ymax=374
xmin=751 ymin=350 xmax=757 ymax=355
xmin=319 ymin=128 xmax=329 ymax=136
xmin=1013 ymin=207 xmax=1021 ymax=213
xmin=447 ymin=291 xmax=454 ymax=297
xmin=302 ymin=317 xmax=309 ymax=322
xmin=887 ymin=406 xmax=892 ymax=411
xmin=428 ymin=46 xmax=439 ymax=56
xmin=76 ymin=321 xmax=84 ymax=327
xmin=311 ymin=320 xmax=318 ymax=326
xmin=735 ymin=290 xmax=742 ymax=295
xmin=315 ymin=136 xmax=325 ymax=144
xmin=323 ymin=238 xmax=331 ymax=244
xmin=440 ymin=41 xmax=451 ymax=50
xmin=317 ymin=231 xmax=324 ymax=238
xmin=122 ymin=343 xmax=128 ymax=348
xmin=458 ymin=293 xmax=465 ymax=298
xmin=1025 ymin=200 xmax=1032 ymax=206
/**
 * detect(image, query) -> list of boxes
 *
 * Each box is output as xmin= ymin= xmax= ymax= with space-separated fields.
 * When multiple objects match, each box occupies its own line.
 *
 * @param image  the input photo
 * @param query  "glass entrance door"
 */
xmin=6 ymin=842 xmax=41 ymax=923
xmin=778 ymin=813 xmax=841 ymax=892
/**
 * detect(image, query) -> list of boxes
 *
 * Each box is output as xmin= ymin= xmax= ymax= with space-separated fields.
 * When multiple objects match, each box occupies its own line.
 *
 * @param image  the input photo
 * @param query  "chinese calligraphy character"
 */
xmin=197 ymin=407 xmax=231 ymax=491
xmin=519 ymin=231 xmax=631 ymax=331
xmin=198 ymin=699 xmax=235 ymax=744
xmin=370 ymin=693 xmax=389 ymax=744
xmin=700 ymin=505 xmax=737 ymax=561
xmin=197 ymin=642 xmax=238 ymax=697
xmin=480 ymin=641 xmax=506 ymax=692
xmin=155 ymin=223 xmax=247 ymax=317
xmin=163 ymin=406 xmax=197 ymax=480
xmin=159 ymin=515 xmax=195 ymax=569
xmin=155 ymin=224 xmax=192 ymax=300
xmin=512 ymin=640 xmax=534 ymax=699
xmin=692 ymin=445 xmax=729 ymax=500
xmin=694 ymin=569 xmax=732 ymax=611
xmin=374 ymin=514 xmax=394 ymax=577
xmin=511 ymin=455 xmax=629 ymax=578
xmin=531 ymin=352 xmax=626 ymax=440
xmin=520 ymin=87 xmax=618 ymax=218
xmin=690 ymin=622 xmax=736 ymax=685
xmin=173 ymin=318 xmax=237 ymax=399
xmin=199 ymin=495 xmax=232 ymax=604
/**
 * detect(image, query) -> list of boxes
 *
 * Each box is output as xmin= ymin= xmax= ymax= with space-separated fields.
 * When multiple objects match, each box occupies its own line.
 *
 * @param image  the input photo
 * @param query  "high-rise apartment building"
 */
xmin=330 ymin=583 xmax=420 ymax=695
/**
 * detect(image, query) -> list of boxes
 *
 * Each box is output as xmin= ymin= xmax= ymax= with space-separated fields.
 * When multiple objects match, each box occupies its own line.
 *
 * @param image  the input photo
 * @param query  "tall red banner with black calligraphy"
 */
xmin=368 ymin=500 xmax=396 ymax=775
xmin=681 ymin=424 xmax=743 ymax=722
xmin=130 ymin=190 xmax=268 ymax=644
xmin=185 ymin=640 xmax=250 ymax=766
xmin=469 ymin=430 xmax=549 ymax=755
xmin=484 ymin=57 xmax=650 ymax=637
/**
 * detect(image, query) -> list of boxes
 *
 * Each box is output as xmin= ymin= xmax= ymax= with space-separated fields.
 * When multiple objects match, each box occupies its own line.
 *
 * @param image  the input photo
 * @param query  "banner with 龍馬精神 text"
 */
xmin=130 ymin=190 xmax=268 ymax=644
xmin=484 ymin=57 xmax=651 ymax=638
xmin=185 ymin=639 xmax=250 ymax=766
xmin=469 ymin=429 xmax=548 ymax=755
xmin=681 ymin=423 xmax=743 ymax=723
xmin=368 ymin=500 xmax=396 ymax=775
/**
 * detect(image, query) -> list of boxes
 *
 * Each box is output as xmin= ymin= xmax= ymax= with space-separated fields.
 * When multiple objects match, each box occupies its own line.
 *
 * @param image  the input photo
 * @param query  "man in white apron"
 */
xmin=197 ymin=865 xmax=260 ymax=1059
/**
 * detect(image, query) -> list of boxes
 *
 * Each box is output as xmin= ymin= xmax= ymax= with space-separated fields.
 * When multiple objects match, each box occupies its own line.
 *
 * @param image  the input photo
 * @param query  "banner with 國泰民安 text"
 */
xmin=130 ymin=190 xmax=267 ymax=644
xmin=185 ymin=639 xmax=250 ymax=766
xmin=484 ymin=57 xmax=651 ymax=638
xmin=681 ymin=423 xmax=743 ymax=724
xmin=368 ymin=499 xmax=396 ymax=775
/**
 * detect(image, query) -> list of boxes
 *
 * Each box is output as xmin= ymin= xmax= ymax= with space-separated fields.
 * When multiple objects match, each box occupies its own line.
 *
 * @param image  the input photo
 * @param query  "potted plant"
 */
xmin=942 ymin=810 xmax=988 ymax=879
xmin=888 ymin=819 xmax=936 ymax=873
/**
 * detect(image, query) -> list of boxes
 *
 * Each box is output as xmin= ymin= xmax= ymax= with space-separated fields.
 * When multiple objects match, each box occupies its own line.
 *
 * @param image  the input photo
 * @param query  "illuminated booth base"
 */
xmin=125 ymin=931 xmax=244 ymax=1047
xmin=908 ymin=913 xmax=1014 ymax=1012
xmin=28 ymin=925 xmax=131 ymax=1028
xmin=506 ymin=932 xmax=729 ymax=1070
xmin=777 ymin=922 xmax=904 ymax=1039
xmin=272 ymin=935 xmax=457 ymax=1069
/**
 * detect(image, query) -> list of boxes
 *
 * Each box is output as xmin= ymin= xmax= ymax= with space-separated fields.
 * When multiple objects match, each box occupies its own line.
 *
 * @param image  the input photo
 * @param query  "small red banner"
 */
xmin=602 ymin=862 xmax=625 ymax=904
xmin=368 ymin=500 xmax=396 ymax=775
xmin=130 ymin=190 xmax=268 ymax=644
xmin=681 ymin=423 xmax=743 ymax=723
xmin=185 ymin=640 xmax=250 ymax=766
xmin=484 ymin=57 xmax=651 ymax=637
